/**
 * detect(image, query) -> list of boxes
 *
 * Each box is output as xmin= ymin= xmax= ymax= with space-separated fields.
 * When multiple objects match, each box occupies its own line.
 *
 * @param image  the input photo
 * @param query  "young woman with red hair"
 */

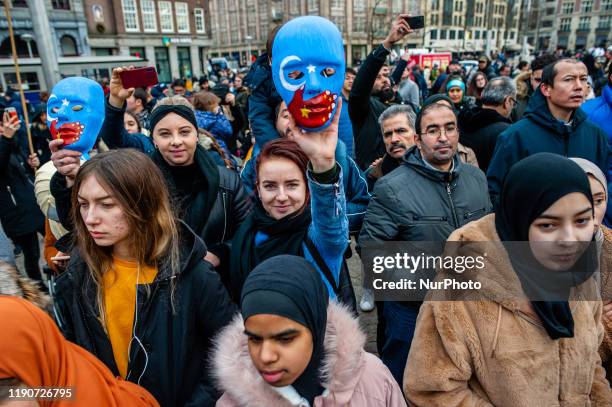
xmin=229 ymin=103 xmax=350 ymax=304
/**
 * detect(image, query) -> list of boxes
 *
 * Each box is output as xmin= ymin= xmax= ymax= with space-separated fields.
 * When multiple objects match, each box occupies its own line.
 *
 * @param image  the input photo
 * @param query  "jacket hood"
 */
xmin=212 ymin=302 xmax=367 ymax=406
xmin=458 ymin=105 xmax=511 ymax=132
xmin=514 ymin=71 xmax=532 ymax=99
xmin=401 ymin=145 xmax=463 ymax=183
xmin=523 ymin=88 xmax=587 ymax=135
xmin=244 ymin=54 xmax=271 ymax=90
xmin=434 ymin=214 xmax=598 ymax=311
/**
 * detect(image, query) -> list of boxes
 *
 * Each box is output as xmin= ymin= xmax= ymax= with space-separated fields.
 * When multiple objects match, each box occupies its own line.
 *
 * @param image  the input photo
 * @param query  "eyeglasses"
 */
xmin=532 ymin=77 xmax=542 ymax=83
xmin=421 ymin=125 xmax=458 ymax=139
xmin=509 ymin=97 xmax=517 ymax=106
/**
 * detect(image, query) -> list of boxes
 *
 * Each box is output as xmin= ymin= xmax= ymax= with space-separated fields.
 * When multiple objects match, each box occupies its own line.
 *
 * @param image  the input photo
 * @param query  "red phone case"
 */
xmin=119 ymin=67 xmax=159 ymax=89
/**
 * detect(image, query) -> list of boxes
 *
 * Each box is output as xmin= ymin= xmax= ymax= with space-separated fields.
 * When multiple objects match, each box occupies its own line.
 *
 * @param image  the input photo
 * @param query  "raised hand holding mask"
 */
xmin=47 ymin=77 xmax=104 ymax=159
xmin=272 ymin=16 xmax=345 ymax=131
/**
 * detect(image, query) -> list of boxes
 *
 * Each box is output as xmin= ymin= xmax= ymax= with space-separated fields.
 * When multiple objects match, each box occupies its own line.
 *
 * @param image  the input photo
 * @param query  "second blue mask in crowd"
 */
xmin=272 ymin=16 xmax=345 ymax=131
xmin=47 ymin=77 xmax=105 ymax=159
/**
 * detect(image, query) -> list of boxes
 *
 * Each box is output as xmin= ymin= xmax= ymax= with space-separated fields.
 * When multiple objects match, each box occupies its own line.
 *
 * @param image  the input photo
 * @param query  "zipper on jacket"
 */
xmin=6 ymin=186 xmax=17 ymax=206
xmin=221 ymin=191 xmax=227 ymax=242
xmin=446 ymin=182 xmax=460 ymax=228
xmin=464 ymin=208 xmax=485 ymax=219
xmin=563 ymin=134 xmax=569 ymax=157
xmin=413 ymin=215 xmax=447 ymax=221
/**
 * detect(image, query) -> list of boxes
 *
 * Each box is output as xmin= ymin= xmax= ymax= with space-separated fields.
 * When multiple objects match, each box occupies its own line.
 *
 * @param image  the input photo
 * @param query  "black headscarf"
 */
xmin=149 ymin=104 xmax=199 ymax=133
xmin=495 ymin=153 xmax=596 ymax=339
xmin=241 ymin=255 xmax=328 ymax=405
xmin=229 ymin=201 xmax=311 ymax=301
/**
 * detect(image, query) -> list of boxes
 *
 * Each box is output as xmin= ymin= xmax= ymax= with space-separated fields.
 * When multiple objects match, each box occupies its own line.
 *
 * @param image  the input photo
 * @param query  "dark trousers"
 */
xmin=11 ymin=231 xmax=43 ymax=281
xmin=380 ymin=301 xmax=419 ymax=389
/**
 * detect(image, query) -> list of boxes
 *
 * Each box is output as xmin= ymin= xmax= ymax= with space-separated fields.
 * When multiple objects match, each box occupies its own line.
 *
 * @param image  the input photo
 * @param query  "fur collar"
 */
xmin=0 ymin=261 xmax=50 ymax=311
xmin=432 ymin=214 xmax=597 ymax=310
xmin=212 ymin=302 xmax=366 ymax=407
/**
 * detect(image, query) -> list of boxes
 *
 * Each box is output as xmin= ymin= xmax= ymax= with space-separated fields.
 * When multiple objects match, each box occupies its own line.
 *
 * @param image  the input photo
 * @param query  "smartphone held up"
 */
xmin=119 ymin=66 xmax=159 ymax=89
xmin=403 ymin=16 xmax=425 ymax=30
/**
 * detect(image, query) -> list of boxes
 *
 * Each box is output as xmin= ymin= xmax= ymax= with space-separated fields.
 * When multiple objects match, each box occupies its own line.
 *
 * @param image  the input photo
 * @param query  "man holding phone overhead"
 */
xmin=349 ymin=15 xmax=419 ymax=170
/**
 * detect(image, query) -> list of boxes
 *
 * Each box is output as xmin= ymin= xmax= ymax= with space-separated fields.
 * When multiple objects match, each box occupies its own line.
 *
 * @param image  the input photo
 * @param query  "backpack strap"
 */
xmin=304 ymin=236 xmax=340 ymax=295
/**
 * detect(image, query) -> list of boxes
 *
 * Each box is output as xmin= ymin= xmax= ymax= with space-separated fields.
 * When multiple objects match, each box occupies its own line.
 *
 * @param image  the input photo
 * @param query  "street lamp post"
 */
xmin=246 ymin=35 xmax=253 ymax=66
xmin=20 ymin=33 xmax=34 ymax=58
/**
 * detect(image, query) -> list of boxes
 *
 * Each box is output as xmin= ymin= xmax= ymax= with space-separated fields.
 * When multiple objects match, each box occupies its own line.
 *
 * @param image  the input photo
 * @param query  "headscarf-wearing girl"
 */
xmin=404 ymin=153 xmax=612 ymax=406
xmin=571 ymin=157 xmax=612 ymax=381
xmin=213 ymin=255 xmax=406 ymax=407
xmin=445 ymin=76 xmax=475 ymax=113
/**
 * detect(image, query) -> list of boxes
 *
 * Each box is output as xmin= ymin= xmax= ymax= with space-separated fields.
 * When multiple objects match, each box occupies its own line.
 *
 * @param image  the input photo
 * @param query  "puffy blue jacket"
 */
xmin=254 ymin=169 xmax=349 ymax=299
xmin=487 ymin=88 xmax=612 ymax=225
xmin=240 ymin=140 xmax=370 ymax=233
xmin=244 ymin=53 xmax=282 ymax=149
xmin=582 ymin=85 xmax=612 ymax=155
xmin=195 ymin=110 xmax=233 ymax=143
xmin=338 ymin=95 xmax=354 ymax=158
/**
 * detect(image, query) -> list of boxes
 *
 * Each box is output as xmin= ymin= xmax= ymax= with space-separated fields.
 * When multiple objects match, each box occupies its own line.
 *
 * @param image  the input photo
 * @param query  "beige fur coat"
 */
xmin=404 ymin=214 xmax=612 ymax=406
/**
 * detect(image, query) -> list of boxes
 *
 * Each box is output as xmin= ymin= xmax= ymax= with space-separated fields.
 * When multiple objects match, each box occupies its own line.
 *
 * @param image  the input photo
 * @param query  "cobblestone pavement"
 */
xmin=347 ymin=238 xmax=378 ymax=354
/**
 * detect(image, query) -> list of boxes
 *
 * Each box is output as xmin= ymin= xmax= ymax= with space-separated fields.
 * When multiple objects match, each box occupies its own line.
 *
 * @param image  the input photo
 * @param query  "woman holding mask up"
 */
xmin=404 ymin=153 xmax=612 ymax=406
xmin=49 ymin=67 xmax=251 ymax=276
xmin=228 ymin=100 xmax=350 ymax=303
xmin=213 ymin=255 xmax=406 ymax=407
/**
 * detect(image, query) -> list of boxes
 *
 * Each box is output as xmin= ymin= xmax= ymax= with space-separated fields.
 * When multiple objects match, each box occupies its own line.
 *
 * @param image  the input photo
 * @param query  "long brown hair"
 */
xmin=467 ymin=72 xmax=487 ymax=99
xmin=71 ymin=149 xmax=180 ymax=315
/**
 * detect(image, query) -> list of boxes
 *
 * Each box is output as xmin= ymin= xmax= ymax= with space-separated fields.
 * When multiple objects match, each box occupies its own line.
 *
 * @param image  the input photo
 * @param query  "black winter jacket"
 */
xmin=53 ymin=225 xmax=237 ymax=406
xmin=457 ymin=105 xmax=512 ymax=173
xmin=359 ymin=146 xmax=491 ymax=243
xmin=0 ymin=135 xmax=44 ymax=237
xmin=350 ymin=45 xmax=392 ymax=170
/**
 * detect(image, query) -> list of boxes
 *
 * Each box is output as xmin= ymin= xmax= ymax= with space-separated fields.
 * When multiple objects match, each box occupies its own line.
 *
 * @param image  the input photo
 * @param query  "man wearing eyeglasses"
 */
xmin=359 ymin=102 xmax=491 ymax=388
xmin=458 ymin=77 xmax=516 ymax=173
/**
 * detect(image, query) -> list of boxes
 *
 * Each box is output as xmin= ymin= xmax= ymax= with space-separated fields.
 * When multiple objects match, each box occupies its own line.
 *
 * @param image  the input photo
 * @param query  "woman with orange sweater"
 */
xmin=52 ymin=149 xmax=236 ymax=406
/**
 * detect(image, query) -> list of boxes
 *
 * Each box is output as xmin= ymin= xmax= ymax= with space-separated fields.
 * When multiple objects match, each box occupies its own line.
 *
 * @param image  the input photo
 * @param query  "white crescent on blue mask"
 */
xmin=279 ymin=55 xmax=306 ymax=92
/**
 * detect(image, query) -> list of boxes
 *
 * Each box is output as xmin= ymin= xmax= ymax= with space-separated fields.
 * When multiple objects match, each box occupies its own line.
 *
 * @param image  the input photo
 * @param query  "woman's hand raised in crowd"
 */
xmin=288 ymin=98 xmax=341 ymax=173
xmin=49 ymin=139 xmax=82 ymax=187
xmin=0 ymin=111 xmax=21 ymax=139
xmin=109 ymin=66 xmax=135 ymax=109
xmin=27 ymin=153 xmax=40 ymax=170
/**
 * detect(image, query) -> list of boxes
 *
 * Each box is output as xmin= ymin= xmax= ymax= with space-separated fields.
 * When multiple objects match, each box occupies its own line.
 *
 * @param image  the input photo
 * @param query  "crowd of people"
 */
xmin=1 ymin=13 xmax=612 ymax=406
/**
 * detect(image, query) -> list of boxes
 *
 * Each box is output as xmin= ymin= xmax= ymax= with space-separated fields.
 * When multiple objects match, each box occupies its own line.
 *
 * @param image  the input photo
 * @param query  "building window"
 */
xmin=449 ymin=30 xmax=456 ymax=39
xmin=175 ymin=2 xmax=190 ymax=33
xmin=430 ymin=29 xmax=438 ymax=40
xmin=290 ymin=0 xmax=300 ymax=14
xmin=578 ymin=16 xmax=590 ymax=30
xmin=581 ymin=0 xmax=593 ymax=12
xmin=602 ymin=0 xmax=612 ymax=11
xmin=308 ymin=0 xmax=318 ymax=14
xmin=458 ymin=30 xmax=464 ymax=39
xmin=12 ymin=0 xmax=28 ymax=7
xmin=141 ymin=0 xmax=157 ymax=32
xmin=194 ymin=8 xmax=205 ymax=33
xmin=60 ymin=35 xmax=78 ymax=56
xmin=440 ymin=30 xmax=447 ymax=39
xmin=475 ymin=30 xmax=480 ymax=39
xmin=510 ymin=31 xmax=515 ymax=39
xmin=560 ymin=17 xmax=571 ymax=31
xmin=158 ymin=1 xmax=174 ymax=32
xmin=561 ymin=2 xmax=573 ymax=14
xmin=431 ymin=14 xmax=439 ymax=25
xmin=52 ymin=0 xmax=70 ymax=9
xmin=155 ymin=47 xmax=171 ymax=83
xmin=598 ymin=15 xmax=611 ymax=29
xmin=121 ymin=0 xmax=139 ymax=31
xmin=354 ymin=0 xmax=365 ymax=12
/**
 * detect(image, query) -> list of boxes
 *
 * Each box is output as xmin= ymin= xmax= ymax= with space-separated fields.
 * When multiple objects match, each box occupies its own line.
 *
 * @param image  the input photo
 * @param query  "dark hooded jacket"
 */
xmin=487 ymin=88 xmax=612 ymax=211
xmin=0 ymin=133 xmax=45 ymax=238
xmin=53 ymin=224 xmax=237 ymax=406
xmin=243 ymin=53 xmax=282 ymax=149
xmin=458 ymin=105 xmax=512 ymax=173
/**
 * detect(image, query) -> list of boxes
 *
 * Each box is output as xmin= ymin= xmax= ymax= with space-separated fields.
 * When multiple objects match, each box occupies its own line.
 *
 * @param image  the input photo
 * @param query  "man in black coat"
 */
xmin=0 ymin=113 xmax=45 ymax=282
xmin=349 ymin=15 xmax=415 ymax=170
xmin=458 ymin=77 xmax=516 ymax=172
